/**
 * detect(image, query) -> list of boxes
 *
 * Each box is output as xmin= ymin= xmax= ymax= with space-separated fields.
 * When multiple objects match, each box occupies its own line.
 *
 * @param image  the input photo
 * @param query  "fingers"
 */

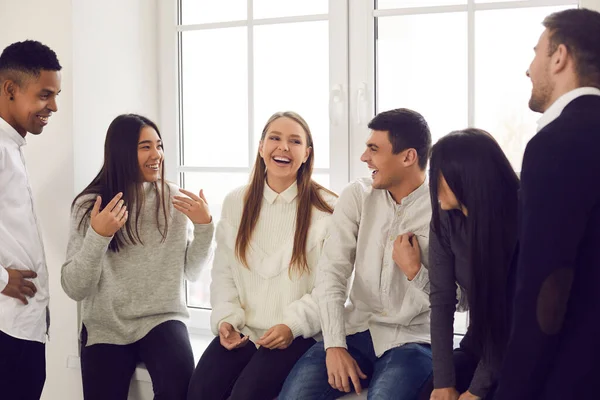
xmin=257 ymin=331 xmax=278 ymax=348
xmin=356 ymin=364 xmax=367 ymax=379
xmin=199 ymin=189 xmax=207 ymax=204
xmin=178 ymin=188 xmax=201 ymax=201
xmin=17 ymin=293 xmax=28 ymax=305
xmin=173 ymin=196 xmax=195 ymax=207
xmin=341 ymin=374 xmax=351 ymax=393
xmin=109 ymin=200 xmax=125 ymax=217
xmin=19 ymin=270 xmax=37 ymax=279
xmin=349 ymin=370 xmax=362 ymax=394
xmin=21 ymin=279 xmax=37 ymax=294
xmin=259 ymin=327 xmax=274 ymax=341
xmin=412 ymin=235 xmax=420 ymax=250
xmin=21 ymin=286 xmax=35 ymax=298
xmin=117 ymin=205 xmax=128 ymax=221
xmin=219 ymin=323 xmax=232 ymax=338
xmin=105 ymin=192 xmax=123 ymax=213
xmin=91 ymin=196 xmax=101 ymax=218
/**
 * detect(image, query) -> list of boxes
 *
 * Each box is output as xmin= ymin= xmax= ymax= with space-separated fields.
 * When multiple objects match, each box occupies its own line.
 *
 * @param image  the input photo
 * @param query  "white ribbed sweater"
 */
xmin=209 ymin=182 xmax=336 ymax=343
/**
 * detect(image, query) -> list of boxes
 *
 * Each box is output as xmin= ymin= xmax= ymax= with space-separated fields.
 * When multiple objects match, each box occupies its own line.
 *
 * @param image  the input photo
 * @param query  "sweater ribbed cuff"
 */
xmin=86 ymin=225 xmax=113 ymax=250
xmin=323 ymin=333 xmax=347 ymax=350
xmin=283 ymin=318 xmax=304 ymax=339
xmin=193 ymin=220 xmax=215 ymax=233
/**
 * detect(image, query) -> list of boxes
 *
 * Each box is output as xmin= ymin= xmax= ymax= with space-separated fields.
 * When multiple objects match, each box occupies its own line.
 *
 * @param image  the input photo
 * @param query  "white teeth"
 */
xmin=146 ymin=164 xmax=159 ymax=170
xmin=274 ymin=156 xmax=291 ymax=163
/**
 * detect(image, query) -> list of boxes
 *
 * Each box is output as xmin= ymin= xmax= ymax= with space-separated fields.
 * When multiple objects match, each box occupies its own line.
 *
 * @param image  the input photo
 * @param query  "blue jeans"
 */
xmin=279 ymin=330 xmax=432 ymax=400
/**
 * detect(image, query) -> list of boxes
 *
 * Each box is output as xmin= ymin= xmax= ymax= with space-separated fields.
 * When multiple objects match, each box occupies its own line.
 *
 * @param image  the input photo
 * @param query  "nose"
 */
xmin=278 ymin=141 xmax=289 ymax=152
xmin=150 ymin=146 xmax=161 ymax=160
xmin=360 ymin=149 xmax=368 ymax=163
xmin=47 ymin=97 xmax=58 ymax=112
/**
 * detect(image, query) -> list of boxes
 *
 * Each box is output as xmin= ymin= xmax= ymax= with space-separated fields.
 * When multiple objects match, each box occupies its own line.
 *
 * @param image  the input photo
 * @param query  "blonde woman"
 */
xmin=187 ymin=112 xmax=337 ymax=400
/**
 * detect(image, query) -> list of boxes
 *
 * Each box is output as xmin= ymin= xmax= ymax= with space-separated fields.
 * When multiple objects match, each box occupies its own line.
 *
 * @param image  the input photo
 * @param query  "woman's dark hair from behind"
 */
xmin=429 ymin=128 xmax=520 ymax=367
xmin=72 ymin=114 xmax=170 ymax=252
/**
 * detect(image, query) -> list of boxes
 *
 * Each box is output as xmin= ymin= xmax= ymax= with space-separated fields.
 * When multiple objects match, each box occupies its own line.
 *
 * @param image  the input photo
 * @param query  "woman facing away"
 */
xmin=420 ymin=129 xmax=519 ymax=400
xmin=61 ymin=114 xmax=214 ymax=400
xmin=187 ymin=111 xmax=338 ymax=400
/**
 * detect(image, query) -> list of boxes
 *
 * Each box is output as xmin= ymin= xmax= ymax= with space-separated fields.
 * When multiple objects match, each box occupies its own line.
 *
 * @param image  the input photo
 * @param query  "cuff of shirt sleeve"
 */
xmin=0 ymin=266 xmax=9 ymax=293
xmin=323 ymin=333 xmax=348 ymax=350
xmin=410 ymin=263 xmax=428 ymax=290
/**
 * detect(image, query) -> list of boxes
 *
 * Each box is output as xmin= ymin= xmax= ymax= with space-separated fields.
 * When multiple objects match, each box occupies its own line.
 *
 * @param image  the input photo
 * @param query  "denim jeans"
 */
xmin=279 ymin=330 xmax=433 ymax=400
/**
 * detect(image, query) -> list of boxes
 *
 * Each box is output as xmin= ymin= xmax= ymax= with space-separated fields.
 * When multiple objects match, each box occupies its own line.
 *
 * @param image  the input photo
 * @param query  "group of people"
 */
xmin=0 ymin=7 xmax=599 ymax=400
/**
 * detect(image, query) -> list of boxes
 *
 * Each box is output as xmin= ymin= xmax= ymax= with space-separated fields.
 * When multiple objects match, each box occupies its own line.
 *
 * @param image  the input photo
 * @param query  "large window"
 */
xmin=159 ymin=0 xmax=577 ymax=332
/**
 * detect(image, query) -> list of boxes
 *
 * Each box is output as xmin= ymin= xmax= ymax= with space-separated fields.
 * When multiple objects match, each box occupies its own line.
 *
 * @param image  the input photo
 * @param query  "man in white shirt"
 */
xmin=0 ymin=40 xmax=62 ymax=400
xmin=280 ymin=108 xmax=433 ymax=400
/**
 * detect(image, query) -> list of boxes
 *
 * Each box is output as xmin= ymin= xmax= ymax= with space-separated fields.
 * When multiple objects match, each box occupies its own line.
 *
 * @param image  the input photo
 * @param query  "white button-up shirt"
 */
xmin=0 ymin=117 xmax=49 ymax=343
xmin=317 ymin=178 xmax=432 ymax=357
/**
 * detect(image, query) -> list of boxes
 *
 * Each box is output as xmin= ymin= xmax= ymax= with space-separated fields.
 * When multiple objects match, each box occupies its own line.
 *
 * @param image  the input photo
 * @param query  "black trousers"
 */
xmin=81 ymin=320 xmax=195 ymax=400
xmin=187 ymin=335 xmax=316 ymax=400
xmin=0 ymin=330 xmax=46 ymax=400
xmin=419 ymin=346 xmax=497 ymax=400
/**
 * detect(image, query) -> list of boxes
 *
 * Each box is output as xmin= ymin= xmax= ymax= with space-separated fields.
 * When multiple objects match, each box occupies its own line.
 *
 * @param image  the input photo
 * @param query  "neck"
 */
xmin=388 ymin=170 xmax=426 ymax=204
xmin=266 ymin=174 xmax=296 ymax=194
xmin=545 ymin=77 xmax=581 ymax=112
xmin=0 ymin=103 xmax=26 ymax=137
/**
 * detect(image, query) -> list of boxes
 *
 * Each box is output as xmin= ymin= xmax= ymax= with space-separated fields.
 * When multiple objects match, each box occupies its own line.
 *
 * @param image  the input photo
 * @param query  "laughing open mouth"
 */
xmin=273 ymin=156 xmax=292 ymax=165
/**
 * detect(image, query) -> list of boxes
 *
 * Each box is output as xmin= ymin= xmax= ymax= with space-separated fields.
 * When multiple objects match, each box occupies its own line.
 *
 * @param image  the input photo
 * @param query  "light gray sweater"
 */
xmin=61 ymin=182 xmax=214 ymax=346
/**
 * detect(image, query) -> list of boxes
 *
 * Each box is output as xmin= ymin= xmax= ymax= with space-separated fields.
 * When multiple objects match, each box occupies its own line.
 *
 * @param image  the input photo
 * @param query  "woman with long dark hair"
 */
xmin=420 ymin=129 xmax=519 ymax=400
xmin=187 ymin=111 xmax=337 ymax=400
xmin=61 ymin=114 xmax=214 ymax=400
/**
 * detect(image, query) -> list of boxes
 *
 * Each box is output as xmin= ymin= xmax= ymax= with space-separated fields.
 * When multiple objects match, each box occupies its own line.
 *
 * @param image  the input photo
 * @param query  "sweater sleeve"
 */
xmin=61 ymin=200 xmax=112 ymax=301
xmin=316 ymin=183 xmax=360 ymax=350
xmin=183 ymin=220 xmax=215 ymax=282
xmin=429 ymin=213 xmax=459 ymax=389
xmin=209 ymin=201 xmax=245 ymax=335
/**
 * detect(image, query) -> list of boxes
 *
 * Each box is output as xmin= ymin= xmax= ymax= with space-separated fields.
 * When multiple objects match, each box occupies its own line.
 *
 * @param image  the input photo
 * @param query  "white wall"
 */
xmin=582 ymin=0 xmax=600 ymax=10
xmin=1 ymin=0 xmax=158 ymax=398
xmin=0 ymin=1 xmax=80 ymax=399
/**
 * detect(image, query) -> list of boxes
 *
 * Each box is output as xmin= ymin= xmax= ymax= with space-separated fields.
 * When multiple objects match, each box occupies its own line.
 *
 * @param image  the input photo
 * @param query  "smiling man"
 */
xmin=280 ymin=108 xmax=434 ymax=400
xmin=0 ymin=40 xmax=62 ymax=400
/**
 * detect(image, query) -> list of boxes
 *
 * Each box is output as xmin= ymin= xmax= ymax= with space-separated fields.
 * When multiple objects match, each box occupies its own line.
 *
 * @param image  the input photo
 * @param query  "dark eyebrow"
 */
xmin=138 ymin=139 xmax=162 ymax=145
xmin=40 ymin=88 xmax=61 ymax=95
xmin=367 ymin=143 xmax=379 ymax=150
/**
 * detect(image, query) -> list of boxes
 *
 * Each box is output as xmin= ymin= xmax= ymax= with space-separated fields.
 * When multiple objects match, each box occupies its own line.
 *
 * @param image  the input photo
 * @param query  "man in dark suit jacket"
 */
xmin=495 ymin=8 xmax=600 ymax=400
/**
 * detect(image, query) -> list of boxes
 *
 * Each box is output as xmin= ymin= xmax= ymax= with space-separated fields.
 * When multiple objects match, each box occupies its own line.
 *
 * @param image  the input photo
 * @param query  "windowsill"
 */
xmin=66 ymin=328 xmax=215 ymax=383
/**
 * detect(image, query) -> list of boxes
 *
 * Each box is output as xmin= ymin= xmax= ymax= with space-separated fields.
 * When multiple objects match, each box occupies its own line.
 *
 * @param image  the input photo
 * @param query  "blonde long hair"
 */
xmin=235 ymin=111 xmax=336 ymax=275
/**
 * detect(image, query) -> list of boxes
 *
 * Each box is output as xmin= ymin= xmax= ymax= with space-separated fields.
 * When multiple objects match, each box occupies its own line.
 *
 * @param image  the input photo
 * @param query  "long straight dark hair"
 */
xmin=235 ymin=111 xmax=336 ymax=276
xmin=72 ymin=114 xmax=170 ymax=252
xmin=429 ymin=128 xmax=519 ymax=366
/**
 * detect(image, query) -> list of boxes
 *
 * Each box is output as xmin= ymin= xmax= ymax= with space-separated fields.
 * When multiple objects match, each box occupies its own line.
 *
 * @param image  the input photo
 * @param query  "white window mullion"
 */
xmin=468 ymin=0 xmax=475 ymax=127
xmin=348 ymin=0 xmax=376 ymax=183
xmin=328 ymin=0 xmax=351 ymax=193
xmin=248 ymin=0 xmax=255 ymax=168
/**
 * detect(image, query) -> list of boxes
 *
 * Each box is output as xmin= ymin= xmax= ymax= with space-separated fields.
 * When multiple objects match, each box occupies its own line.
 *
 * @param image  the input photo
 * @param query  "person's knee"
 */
xmin=279 ymin=347 xmax=329 ymax=399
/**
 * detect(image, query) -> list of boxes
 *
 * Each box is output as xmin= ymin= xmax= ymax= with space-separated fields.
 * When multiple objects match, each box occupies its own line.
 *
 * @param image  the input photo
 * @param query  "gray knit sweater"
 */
xmin=61 ymin=182 xmax=214 ymax=346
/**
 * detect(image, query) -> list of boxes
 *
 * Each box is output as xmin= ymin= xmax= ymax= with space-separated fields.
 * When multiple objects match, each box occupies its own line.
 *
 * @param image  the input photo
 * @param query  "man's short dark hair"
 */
xmin=543 ymin=8 xmax=600 ymax=88
xmin=0 ymin=40 xmax=62 ymax=87
xmin=368 ymin=108 xmax=432 ymax=170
